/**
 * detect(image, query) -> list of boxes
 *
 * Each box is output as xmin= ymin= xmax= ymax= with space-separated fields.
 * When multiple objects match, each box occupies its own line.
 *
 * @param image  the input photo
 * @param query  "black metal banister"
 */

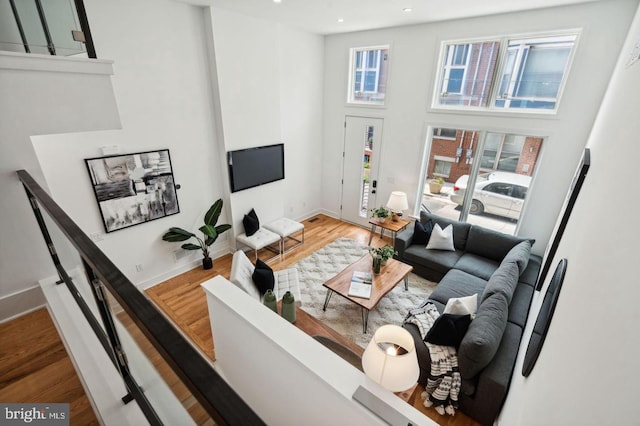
xmin=18 ymin=170 xmax=263 ymax=425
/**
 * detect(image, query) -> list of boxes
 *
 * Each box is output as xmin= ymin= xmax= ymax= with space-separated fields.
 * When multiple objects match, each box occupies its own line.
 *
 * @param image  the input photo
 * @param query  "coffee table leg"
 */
xmin=362 ymin=308 xmax=369 ymax=333
xmin=323 ymin=289 xmax=333 ymax=311
xmin=404 ymin=276 xmax=409 ymax=291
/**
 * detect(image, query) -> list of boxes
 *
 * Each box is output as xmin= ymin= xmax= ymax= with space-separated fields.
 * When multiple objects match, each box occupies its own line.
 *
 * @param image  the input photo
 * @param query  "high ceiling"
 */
xmin=180 ymin=0 xmax=604 ymax=34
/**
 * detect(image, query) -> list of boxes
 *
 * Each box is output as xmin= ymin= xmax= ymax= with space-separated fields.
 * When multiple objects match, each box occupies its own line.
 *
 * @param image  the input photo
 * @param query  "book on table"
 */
xmin=348 ymin=271 xmax=373 ymax=299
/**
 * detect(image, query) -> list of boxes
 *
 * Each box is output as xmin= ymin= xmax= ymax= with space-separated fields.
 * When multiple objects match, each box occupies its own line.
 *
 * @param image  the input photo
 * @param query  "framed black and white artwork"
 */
xmin=535 ymin=148 xmax=590 ymax=291
xmin=85 ymin=149 xmax=180 ymax=233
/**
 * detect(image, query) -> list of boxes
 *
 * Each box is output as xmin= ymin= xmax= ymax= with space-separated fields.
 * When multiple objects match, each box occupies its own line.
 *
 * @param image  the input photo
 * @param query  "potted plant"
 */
xmin=370 ymin=206 xmax=390 ymax=223
xmin=369 ymin=245 xmax=398 ymax=268
xmin=162 ymin=198 xmax=231 ymax=270
xmin=429 ymin=176 xmax=445 ymax=194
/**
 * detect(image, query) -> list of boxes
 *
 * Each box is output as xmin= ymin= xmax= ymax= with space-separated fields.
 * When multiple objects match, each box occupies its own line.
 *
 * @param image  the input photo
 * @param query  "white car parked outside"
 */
xmin=449 ymin=172 xmax=531 ymax=220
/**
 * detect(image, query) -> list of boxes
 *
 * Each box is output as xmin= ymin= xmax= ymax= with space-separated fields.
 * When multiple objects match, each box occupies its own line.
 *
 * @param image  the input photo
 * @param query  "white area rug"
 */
xmin=294 ymin=238 xmax=437 ymax=348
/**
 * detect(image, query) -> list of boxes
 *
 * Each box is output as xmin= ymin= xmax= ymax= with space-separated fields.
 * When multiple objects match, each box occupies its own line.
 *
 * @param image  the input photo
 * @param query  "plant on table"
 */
xmin=370 ymin=206 xmax=390 ymax=223
xmin=369 ymin=245 xmax=398 ymax=267
xmin=162 ymin=198 xmax=231 ymax=270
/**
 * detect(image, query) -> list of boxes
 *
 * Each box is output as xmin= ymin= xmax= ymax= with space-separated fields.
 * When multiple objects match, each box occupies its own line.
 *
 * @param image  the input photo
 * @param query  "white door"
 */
xmin=341 ymin=116 xmax=384 ymax=227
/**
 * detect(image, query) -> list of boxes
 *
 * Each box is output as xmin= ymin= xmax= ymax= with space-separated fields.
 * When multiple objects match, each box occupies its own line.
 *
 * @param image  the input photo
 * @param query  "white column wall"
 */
xmin=499 ymin=3 xmax=640 ymax=424
xmin=321 ymin=0 xmax=637 ymax=254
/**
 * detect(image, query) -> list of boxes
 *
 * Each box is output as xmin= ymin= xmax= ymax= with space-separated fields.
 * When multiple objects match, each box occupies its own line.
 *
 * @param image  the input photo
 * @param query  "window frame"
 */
xmin=347 ymin=45 xmax=390 ymax=106
xmin=432 ymin=30 xmax=580 ymax=115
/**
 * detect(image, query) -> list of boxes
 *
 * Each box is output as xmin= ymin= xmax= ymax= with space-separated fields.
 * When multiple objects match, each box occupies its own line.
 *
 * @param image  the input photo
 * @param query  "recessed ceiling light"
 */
xmin=273 ymin=0 xmax=282 ymax=3
xmin=337 ymin=18 xmax=344 ymax=23
xmin=402 ymin=8 xmax=413 ymax=12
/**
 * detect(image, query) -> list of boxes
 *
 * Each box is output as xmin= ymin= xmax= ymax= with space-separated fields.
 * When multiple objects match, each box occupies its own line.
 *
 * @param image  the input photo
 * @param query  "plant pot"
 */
xmin=373 ymin=257 xmax=382 ymax=274
xmin=202 ymin=256 xmax=213 ymax=270
xmin=429 ymin=181 xmax=443 ymax=194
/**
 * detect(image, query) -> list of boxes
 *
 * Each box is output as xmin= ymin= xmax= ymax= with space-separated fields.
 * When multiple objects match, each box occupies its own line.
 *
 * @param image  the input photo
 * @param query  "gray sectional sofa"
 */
xmin=394 ymin=211 xmax=541 ymax=425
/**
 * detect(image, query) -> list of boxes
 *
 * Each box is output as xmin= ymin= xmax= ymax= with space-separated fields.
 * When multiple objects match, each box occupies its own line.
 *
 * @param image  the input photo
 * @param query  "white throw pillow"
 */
xmin=444 ymin=294 xmax=478 ymax=319
xmin=426 ymin=223 xmax=455 ymax=251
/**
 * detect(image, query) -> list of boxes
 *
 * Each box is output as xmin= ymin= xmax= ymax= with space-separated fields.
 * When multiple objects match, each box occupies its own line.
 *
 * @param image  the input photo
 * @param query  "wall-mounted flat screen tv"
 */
xmin=227 ymin=143 xmax=285 ymax=193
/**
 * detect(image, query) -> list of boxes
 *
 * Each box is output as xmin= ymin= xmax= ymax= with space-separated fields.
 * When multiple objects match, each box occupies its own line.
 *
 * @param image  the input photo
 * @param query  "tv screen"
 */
xmin=227 ymin=143 xmax=285 ymax=193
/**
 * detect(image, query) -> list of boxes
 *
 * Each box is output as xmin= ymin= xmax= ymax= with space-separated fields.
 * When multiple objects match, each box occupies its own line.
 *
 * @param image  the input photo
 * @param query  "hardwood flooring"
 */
xmin=0 ymin=308 xmax=98 ymax=426
xmin=147 ymin=214 xmax=480 ymax=426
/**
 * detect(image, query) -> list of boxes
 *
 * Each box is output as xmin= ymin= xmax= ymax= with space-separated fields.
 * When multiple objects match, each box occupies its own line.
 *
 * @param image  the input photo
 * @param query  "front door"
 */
xmin=341 ymin=116 xmax=384 ymax=227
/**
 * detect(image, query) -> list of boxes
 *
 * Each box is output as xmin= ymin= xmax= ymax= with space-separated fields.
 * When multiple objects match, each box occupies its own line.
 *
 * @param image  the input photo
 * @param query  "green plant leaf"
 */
xmin=204 ymin=237 xmax=215 ymax=246
xmin=215 ymin=224 xmax=232 ymax=234
xmin=181 ymin=243 xmax=202 ymax=251
xmin=200 ymin=225 xmax=218 ymax=238
xmin=204 ymin=199 xmax=223 ymax=226
xmin=162 ymin=227 xmax=195 ymax=242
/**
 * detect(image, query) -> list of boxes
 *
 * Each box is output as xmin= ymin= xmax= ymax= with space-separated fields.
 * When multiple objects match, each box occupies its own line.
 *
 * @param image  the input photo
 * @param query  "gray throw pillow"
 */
xmin=502 ymin=240 xmax=532 ymax=276
xmin=481 ymin=260 xmax=520 ymax=305
xmin=458 ymin=292 xmax=508 ymax=379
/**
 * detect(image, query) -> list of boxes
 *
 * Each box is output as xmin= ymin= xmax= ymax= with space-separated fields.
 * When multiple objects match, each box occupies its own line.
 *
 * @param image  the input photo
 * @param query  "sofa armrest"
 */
xmin=394 ymin=227 xmax=414 ymax=259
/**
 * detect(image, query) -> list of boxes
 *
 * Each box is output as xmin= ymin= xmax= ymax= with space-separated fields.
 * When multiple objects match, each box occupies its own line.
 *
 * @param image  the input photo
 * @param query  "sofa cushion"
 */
xmin=420 ymin=211 xmax=471 ymax=250
xmin=412 ymin=219 xmax=433 ymax=245
xmin=403 ymin=246 xmax=463 ymax=275
xmin=230 ymin=250 xmax=261 ymax=300
xmin=464 ymin=226 xmax=534 ymax=263
xmin=503 ymin=240 xmax=532 ymax=276
xmin=429 ymin=269 xmax=486 ymax=308
xmin=458 ymin=291 xmax=509 ymax=379
xmin=454 ymin=253 xmax=500 ymax=281
xmin=481 ymin=260 xmax=520 ymax=305
xmin=426 ymin=224 xmax=455 ymax=251
xmin=252 ymin=258 xmax=275 ymax=295
xmin=519 ymin=254 xmax=542 ymax=287
xmin=508 ymin=282 xmax=534 ymax=328
xmin=425 ymin=313 xmax=471 ymax=349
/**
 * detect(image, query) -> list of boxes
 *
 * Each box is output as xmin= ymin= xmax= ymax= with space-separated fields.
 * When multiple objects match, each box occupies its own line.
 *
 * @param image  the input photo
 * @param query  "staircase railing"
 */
xmin=17 ymin=169 xmax=263 ymax=425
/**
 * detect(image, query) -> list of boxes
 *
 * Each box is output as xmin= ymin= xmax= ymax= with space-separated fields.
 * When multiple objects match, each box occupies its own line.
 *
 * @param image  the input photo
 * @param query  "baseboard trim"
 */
xmin=0 ymin=285 xmax=46 ymax=323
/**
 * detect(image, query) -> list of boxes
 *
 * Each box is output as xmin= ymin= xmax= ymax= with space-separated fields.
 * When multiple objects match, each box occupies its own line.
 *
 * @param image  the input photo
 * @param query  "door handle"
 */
xmin=372 ymin=180 xmax=377 ymax=194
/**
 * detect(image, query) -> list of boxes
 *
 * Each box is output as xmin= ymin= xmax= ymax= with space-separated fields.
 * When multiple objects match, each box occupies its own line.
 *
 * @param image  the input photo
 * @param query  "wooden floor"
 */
xmin=0 ymin=308 xmax=98 ymax=426
xmin=147 ymin=214 xmax=480 ymax=426
xmin=0 ymin=214 xmax=477 ymax=426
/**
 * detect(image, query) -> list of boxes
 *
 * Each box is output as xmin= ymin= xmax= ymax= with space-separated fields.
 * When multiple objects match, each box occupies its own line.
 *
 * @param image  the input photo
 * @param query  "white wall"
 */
xmin=209 ymin=7 xmax=324 ymax=233
xmin=25 ymin=0 xmax=229 ymax=290
xmin=500 ymin=3 xmax=640 ymax=424
xmin=0 ymin=52 xmax=120 ymax=320
xmin=322 ymin=1 xmax=637 ymax=255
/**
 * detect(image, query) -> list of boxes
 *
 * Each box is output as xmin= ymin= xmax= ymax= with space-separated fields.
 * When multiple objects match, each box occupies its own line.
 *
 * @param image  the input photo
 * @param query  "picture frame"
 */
xmin=535 ymin=148 xmax=589 ymax=291
xmin=85 ymin=149 xmax=180 ymax=233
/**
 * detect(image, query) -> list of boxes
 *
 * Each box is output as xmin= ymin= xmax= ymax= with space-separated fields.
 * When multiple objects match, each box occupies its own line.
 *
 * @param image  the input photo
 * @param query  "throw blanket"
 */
xmin=404 ymin=301 xmax=461 ymax=416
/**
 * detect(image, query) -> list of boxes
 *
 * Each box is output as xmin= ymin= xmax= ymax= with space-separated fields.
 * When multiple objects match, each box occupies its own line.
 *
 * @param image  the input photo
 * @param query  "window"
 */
xmin=434 ymin=33 xmax=578 ymax=113
xmin=433 ymin=128 xmax=458 ymax=139
xmin=348 ymin=46 xmax=389 ymax=105
xmin=420 ymin=127 xmax=543 ymax=235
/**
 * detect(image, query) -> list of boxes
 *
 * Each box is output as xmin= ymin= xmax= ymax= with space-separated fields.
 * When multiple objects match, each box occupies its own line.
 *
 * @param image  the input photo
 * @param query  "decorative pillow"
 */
xmin=444 ymin=294 xmax=478 ymax=319
xmin=242 ymin=208 xmax=260 ymax=237
xmin=252 ymin=258 xmax=274 ymax=295
xmin=425 ymin=313 xmax=471 ymax=349
xmin=426 ymin=223 xmax=455 ymax=251
xmin=412 ymin=219 xmax=433 ymax=245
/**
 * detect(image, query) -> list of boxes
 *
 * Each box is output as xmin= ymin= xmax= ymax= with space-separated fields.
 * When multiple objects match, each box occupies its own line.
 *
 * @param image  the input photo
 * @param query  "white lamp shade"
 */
xmin=386 ymin=191 xmax=409 ymax=212
xmin=361 ymin=325 xmax=419 ymax=392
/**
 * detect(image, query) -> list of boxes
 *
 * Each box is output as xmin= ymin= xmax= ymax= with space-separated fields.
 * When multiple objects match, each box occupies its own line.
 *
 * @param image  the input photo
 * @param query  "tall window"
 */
xmin=348 ymin=46 xmax=389 ymax=105
xmin=434 ymin=33 xmax=578 ymax=113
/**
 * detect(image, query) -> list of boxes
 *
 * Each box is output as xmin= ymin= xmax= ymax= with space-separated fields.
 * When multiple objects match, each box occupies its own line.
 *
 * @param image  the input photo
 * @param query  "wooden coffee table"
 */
xmin=322 ymin=255 xmax=413 ymax=333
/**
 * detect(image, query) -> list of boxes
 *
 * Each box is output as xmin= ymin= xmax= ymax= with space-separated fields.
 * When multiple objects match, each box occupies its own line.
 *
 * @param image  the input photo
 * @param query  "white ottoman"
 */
xmin=236 ymin=228 xmax=281 ymax=262
xmin=264 ymin=218 xmax=305 ymax=259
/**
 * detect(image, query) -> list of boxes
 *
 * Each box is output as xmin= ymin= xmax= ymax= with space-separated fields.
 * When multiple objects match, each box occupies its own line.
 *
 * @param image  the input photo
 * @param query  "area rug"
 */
xmin=294 ymin=237 xmax=437 ymax=349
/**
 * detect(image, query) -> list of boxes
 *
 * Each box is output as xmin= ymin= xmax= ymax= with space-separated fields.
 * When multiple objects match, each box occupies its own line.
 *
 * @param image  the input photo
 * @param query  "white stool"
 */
xmin=236 ymin=228 xmax=281 ymax=263
xmin=264 ymin=218 xmax=305 ymax=259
